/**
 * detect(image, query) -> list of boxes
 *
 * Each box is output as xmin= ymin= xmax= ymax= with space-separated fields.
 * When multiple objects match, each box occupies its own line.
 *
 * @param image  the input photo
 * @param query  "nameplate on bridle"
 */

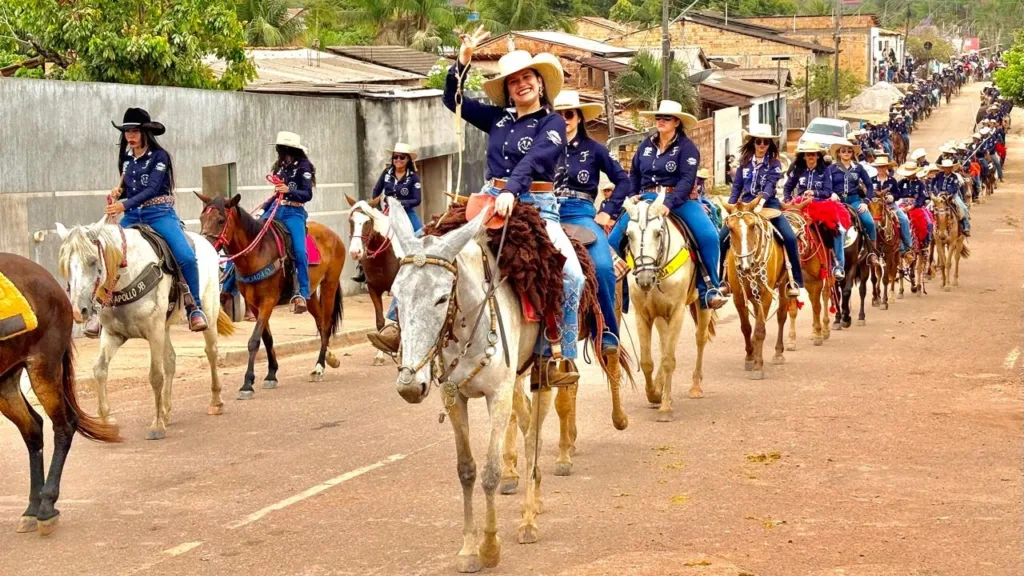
xmin=108 ymin=263 xmax=164 ymax=307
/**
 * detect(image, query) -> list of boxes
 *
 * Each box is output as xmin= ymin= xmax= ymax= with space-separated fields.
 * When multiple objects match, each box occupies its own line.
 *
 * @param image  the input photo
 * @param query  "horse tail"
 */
xmin=61 ymin=346 xmax=121 ymax=443
xmin=216 ymin=309 xmax=236 ymax=337
xmin=328 ymin=283 xmax=344 ymax=337
xmin=959 ymin=244 xmax=971 ymax=259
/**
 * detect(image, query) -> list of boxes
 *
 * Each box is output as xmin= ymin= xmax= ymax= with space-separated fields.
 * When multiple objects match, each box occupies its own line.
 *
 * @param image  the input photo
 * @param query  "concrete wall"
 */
xmin=0 ymin=78 xmax=485 ymax=294
xmin=713 ymin=107 xmax=743 ymax=186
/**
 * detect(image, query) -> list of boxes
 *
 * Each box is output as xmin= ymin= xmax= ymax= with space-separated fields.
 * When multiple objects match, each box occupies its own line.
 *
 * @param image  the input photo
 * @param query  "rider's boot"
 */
xmin=188 ymin=307 xmax=209 ymax=332
xmin=368 ymin=324 xmax=401 ymax=355
xmin=83 ymin=314 xmax=102 ymax=339
xmin=290 ymin=295 xmax=308 ymax=314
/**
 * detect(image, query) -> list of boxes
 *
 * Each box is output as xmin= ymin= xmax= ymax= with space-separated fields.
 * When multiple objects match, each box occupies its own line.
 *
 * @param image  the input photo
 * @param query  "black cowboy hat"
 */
xmin=111 ymin=107 xmax=166 ymax=136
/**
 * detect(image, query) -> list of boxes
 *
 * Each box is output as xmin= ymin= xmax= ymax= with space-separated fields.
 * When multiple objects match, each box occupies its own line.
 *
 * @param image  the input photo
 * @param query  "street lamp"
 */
xmin=771 ymin=56 xmax=791 ymax=137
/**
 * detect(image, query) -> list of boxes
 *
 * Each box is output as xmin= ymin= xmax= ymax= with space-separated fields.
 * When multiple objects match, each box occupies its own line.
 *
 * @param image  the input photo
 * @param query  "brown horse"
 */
xmin=0 ymin=253 xmax=120 ymax=535
xmin=931 ymin=194 xmax=970 ymax=291
xmin=867 ymin=198 xmax=901 ymax=309
xmin=198 ymin=194 xmax=346 ymax=398
xmin=345 ymin=197 xmax=399 ymax=366
xmin=723 ymin=201 xmax=791 ymax=380
xmin=892 ymin=132 xmax=908 ymax=166
xmin=782 ymin=206 xmax=833 ymax=349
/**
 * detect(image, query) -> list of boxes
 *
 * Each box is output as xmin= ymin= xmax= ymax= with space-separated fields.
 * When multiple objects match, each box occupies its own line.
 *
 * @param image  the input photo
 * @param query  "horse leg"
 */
xmin=369 ymin=288 xmax=387 ymax=367
xmin=306 ymin=294 xmax=327 ymax=382
xmin=260 ymin=324 xmax=280 ymax=389
xmin=500 ymin=377 xmax=530 ymax=495
xmin=0 ymin=369 xmax=44 ymax=534
xmin=822 ymin=280 xmax=832 ymax=340
xmin=143 ymin=329 xmax=169 ymax=440
xmin=654 ymin=306 xmax=686 ymax=422
xmin=239 ymin=303 xmax=271 ymax=400
xmin=161 ymin=332 xmax=176 ymax=423
xmin=809 ymin=281 xmax=824 ymax=346
xmin=856 ymin=273 xmax=868 ymax=326
xmin=750 ymin=306 xmax=767 ymax=381
xmin=636 ymin=308 xmax=660 ymax=404
xmin=479 ymin=382 xmax=513 ymax=569
xmin=840 ymin=277 xmax=853 ymax=329
xmin=871 ymin=263 xmax=881 ymax=307
xmin=773 ymin=293 xmax=788 ymax=365
xmin=23 ymin=354 xmax=77 ymax=535
xmin=92 ymin=331 xmax=125 ymax=424
xmin=202 ymin=326 xmax=224 ymax=416
xmin=691 ymin=305 xmax=713 ymax=399
xmin=554 ymin=384 xmax=577 ymax=475
xmin=448 ymin=394 xmax=480 ymax=573
xmin=953 ymin=243 xmax=961 ymax=287
xmin=737 ymin=294 xmax=755 ymax=371
xmin=787 ymin=297 xmax=799 ymax=352
xmin=519 ymin=387 xmax=553 ymax=544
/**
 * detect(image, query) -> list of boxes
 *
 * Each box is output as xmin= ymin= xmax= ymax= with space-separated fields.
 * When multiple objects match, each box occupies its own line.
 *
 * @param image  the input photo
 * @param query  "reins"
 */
xmin=209 ymin=174 xmax=285 ymax=263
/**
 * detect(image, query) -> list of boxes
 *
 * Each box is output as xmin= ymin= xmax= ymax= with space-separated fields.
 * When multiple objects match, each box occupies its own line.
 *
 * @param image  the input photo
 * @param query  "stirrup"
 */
xmin=290 ymin=295 xmax=307 ymax=314
xmin=530 ymin=355 xmax=580 ymax=390
xmin=705 ymin=289 xmax=729 ymax=310
xmin=188 ymin=309 xmax=209 ymax=332
xmin=368 ymin=324 xmax=401 ymax=355
xmin=83 ymin=316 xmax=102 ymax=339
xmin=833 ymin=266 xmax=846 ymax=280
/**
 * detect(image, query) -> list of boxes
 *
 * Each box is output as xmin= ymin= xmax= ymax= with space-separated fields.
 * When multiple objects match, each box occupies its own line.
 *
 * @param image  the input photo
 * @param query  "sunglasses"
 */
xmin=839 ymin=148 xmax=854 ymax=154
xmin=559 ymin=110 xmax=577 ymax=120
xmin=754 ymin=138 xmax=771 ymax=146
xmin=654 ymin=115 xmax=674 ymax=122
xmin=392 ymin=154 xmax=409 ymax=161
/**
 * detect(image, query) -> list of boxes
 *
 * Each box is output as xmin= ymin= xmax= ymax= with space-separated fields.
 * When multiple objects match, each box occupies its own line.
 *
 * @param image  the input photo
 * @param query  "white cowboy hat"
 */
xmin=980 ymin=127 xmax=992 ymax=135
xmin=274 ymin=131 xmax=308 ymax=153
xmin=795 ymin=141 xmax=826 ymax=155
xmin=937 ymin=158 xmax=960 ymax=169
xmin=696 ymin=167 xmax=712 ymax=180
xmin=872 ymin=155 xmax=896 ymax=168
xmin=387 ymin=142 xmax=417 ymax=161
xmin=639 ymin=100 xmax=698 ymax=132
xmin=987 ymin=104 xmax=1000 ymax=111
xmin=552 ymin=90 xmax=604 ymax=123
xmin=937 ymin=143 xmax=955 ymax=155
xmin=972 ymin=132 xmax=982 ymax=139
xmin=742 ymin=123 xmax=779 ymax=146
xmin=955 ymin=142 xmax=969 ymax=151
xmin=896 ymin=161 xmax=920 ymax=178
xmin=828 ymin=140 xmax=860 ymax=158
xmin=482 ymin=50 xmax=564 ymax=107
xmin=910 ymin=148 xmax=927 ymax=161
xmin=847 ymin=128 xmax=868 ymax=139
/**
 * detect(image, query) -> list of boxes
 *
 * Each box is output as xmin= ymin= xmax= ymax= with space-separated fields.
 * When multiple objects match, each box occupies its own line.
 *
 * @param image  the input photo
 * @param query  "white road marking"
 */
xmin=227 ymin=453 xmax=408 ymax=529
xmin=163 ymin=541 xmax=204 ymax=556
xmin=1004 ymin=347 xmax=1020 ymax=370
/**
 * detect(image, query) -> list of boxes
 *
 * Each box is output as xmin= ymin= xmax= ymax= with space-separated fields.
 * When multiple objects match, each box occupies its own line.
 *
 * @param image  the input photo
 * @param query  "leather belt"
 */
xmin=555 ymin=188 xmax=595 ymax=201
xmin=643 ymin=186 xmax=671 ymax=194
xmin=491 ymin=178 xmax=554 ymax=193
xmin=138 ymin=195 xmax=175 ymax=209
xmin=279 ymin=200 xmax=305 ymax=208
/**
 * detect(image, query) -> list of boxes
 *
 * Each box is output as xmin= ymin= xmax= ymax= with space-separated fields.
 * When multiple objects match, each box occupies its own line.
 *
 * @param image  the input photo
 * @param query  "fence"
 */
xmin=689 ymin=118 xmax=715 ymax=171
xmin=787 ymin=97 xmax=822 ymax=129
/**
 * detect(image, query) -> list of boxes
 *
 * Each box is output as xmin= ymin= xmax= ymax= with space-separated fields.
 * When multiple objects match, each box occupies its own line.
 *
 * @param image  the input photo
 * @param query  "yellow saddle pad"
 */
xmin=0 ymin=271 xmax=38 ymax=341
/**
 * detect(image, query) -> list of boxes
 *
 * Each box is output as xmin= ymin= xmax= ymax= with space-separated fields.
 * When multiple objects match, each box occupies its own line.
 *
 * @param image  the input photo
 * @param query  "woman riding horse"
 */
xmin=784 ymin=141 xmax=848 ymax=280
xmin=872 ymin=155 xmax=913 ymax=254
xmin=826 ymin=140 xmax=879 ymax=265
xmin=894 ymin=162 xmax=932 ymax=245
xmin=725 ymin=124 xmax=803 ymax=298
xmin=933 ymin=158 xmax=971 ymax=237
xmin=103 ymin=108 xmax=208 ymax=333
xmin=551 ymin=90 xmax=630 ymax=361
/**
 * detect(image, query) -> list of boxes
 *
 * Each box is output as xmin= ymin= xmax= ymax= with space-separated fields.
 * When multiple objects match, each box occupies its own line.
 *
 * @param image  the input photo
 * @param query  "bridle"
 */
xmin=205 ymin=175 xmax=285 ymax=263
xmin=350 ymin=205 xmax=393 ymax=260
xmin=724 ymin=210 xmax=775 ymax=307
xmin=626 ymin=202 xmax=670 ymax=289
xmin=68 ymin=226 xmax=127 ymax=308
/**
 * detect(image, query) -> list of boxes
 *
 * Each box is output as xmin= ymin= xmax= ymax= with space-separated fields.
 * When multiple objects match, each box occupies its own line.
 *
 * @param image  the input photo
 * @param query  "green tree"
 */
xmin=3 ymin=0 xmax=254 ymax=89
xmin=798 ymin=0 xmax=833 ymax=16
xmin=907 ymin=29 xmax=954 ymax=64
xmin=477 ymin=0 xmax=573 ymax=32
xmin=794 ymin=63 xmax=863 ymax=106
xmin=614 ymin=51 xmax=699 ymax=115
xmin=235 ymin=0 xmax=304 ymax=47
xmin=994 ymin=31 xmax=1024 ymax=105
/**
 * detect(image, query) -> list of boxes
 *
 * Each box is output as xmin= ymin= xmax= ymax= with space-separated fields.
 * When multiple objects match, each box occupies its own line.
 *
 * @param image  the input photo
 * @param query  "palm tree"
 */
xmin=235 ymin=0 xmax=305 ymax=47
xmin=800 ymin=0 xmax=833 ymax=16
xmin=477 ymin=0 xmax=573 ymax=33
xmin=614 ymin=51 xmax=700 ymax=115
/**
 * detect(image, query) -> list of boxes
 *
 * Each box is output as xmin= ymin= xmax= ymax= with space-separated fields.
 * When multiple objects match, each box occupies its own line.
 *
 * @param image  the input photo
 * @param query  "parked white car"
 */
xmin=797 ymin=117 xmax=851 ymax=151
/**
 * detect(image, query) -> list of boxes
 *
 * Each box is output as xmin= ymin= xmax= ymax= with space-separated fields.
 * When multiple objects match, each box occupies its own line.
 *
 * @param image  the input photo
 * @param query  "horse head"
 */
xmin=722 ymin=200 xmax=775 ymax=276
xmin=196 ymin=193 xmax=245 ymax=251
xmin=867 ymin=197 xmax=886 ymax=221
xmin=623 ymin=192 xmax=669 ymax=292
xmin=347 ymin=199 xmax=388 ymax=262
xmin=931 ymin=194 xmax=952 ymax=239
xmin=387 ymin=198 xmax=486 ymax=404
xmin=55 ymin=222 xmax=124 ymax=323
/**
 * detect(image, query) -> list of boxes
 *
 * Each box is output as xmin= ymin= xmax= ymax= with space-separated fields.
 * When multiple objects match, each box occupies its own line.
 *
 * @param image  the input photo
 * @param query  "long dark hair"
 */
xmin=739 ymin=137 xmax=779 ymax=169
xmin=788 ymin=152 xmax=824 ymax=178
xmin=273 ymin=145 xmax=317 ymax=186
xmin=117 ymin=130 xmax=175 ymax=192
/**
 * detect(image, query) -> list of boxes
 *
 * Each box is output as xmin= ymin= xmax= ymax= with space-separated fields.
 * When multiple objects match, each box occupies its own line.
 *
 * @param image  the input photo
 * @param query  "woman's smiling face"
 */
xmin=506 ymin=68 xmax=542 ymax=107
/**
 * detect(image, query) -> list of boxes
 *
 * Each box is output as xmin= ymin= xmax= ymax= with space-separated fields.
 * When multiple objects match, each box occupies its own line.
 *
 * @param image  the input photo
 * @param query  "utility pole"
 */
xmin=661 ymin=0 xmax=670 ymax=101
xmin=604 ymin=72 xmax=616 ymax=139
xmin=833 ymin=0 xmax=841 ymax=115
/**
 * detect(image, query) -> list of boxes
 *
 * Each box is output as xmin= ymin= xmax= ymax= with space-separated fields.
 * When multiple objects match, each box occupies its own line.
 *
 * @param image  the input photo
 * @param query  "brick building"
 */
xmin=571 ymin=16 xmax=631 ymax=42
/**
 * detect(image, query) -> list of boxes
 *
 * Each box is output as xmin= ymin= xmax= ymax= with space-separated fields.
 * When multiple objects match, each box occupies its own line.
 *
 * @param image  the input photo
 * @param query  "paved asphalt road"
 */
xmin=1 ymin=82 xmax=1021 ymax=576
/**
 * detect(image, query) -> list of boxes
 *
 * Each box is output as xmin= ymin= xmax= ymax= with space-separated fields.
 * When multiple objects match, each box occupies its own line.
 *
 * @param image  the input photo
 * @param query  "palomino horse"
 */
xmin=931 ymin=194 xmax=970 ymax=291
xmin=781 ymin=205 xmax=833 ymax=348
xmin=345 ymin=198 xmax=398 ymax=366
xmin=622 ymin=194 xmax=716 ymax=421
xmin=723 ymin=201 xmax=791 ymax=380
xmin=867 ymin=198 xmax=902 ymax=310
xmin=56 ymin=221 xmax=232 ymax=440
xmin=0 ymin=253 xmax=120 ymax=535
xmin=198 ymin=194 xmax=346 ymax=398
xmin=892 ymin=132 xmax=908 ymax=166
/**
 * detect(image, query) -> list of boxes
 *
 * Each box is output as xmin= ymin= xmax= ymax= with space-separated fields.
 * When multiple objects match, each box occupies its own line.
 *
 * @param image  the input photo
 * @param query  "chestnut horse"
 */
xmin=782 ymin=206 xmax=833 ymax=349
xmin=197 ymin=194 xmax=346 ymax=398
xmin=892 ymin=132 xmax=908 ymax=166
xmin=0 ymin=253 xmax=120 ymax=536
xmin=867 ymin=198 xmax=901 ymax=309
xmin=723 ymin=201 xmax=792 ymax=380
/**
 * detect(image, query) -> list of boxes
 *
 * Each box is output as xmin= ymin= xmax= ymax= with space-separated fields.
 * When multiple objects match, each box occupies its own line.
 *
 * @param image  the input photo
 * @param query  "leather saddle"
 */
xmin=128 ymin=223 xmax=192 ymax=278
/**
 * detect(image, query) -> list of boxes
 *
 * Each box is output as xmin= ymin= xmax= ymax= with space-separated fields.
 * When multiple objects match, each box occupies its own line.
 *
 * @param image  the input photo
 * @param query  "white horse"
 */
xmin=622 ymin=193 xmax=716 ymax=422
xmin=56 ymin=220 xmax=232 ymax=440
xmin=386 ymin=197 xmax=562 ymax=572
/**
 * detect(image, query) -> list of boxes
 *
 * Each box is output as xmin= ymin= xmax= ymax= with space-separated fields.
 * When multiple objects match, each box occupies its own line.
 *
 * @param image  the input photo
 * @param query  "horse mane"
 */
xmin=57 ymin=225 xmax=123 ymax=282
xmin=231 ymin=201 xmax=264 ymax=240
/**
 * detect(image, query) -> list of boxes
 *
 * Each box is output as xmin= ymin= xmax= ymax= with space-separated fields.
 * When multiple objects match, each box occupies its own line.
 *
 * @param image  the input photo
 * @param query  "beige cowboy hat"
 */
xmin=387 ymin=142 xmax=417 ymax=161
xmin=987 ymin=104 xmax=1000 ymax=111
xmin=936 ymin=157 xmax=960 ymax=169
xmin=482 ymin=50 xmax=564 ymax=107
xmin=910 ymin=148 xmax=927 ymax=161
xmin=872 ymin=155 xmax=896 ymax=168
xmin=847 ymin=128 xmax=868 ymax=139
xmin=274 ymin=131 xmax=308 ymax=153
xmin=742 ymin=123 xmax=780 ymax=146
xmin=696 ymin=168 xmax=712 ymax=180
xmin=896 ymin=161 xmax=920 ymax=178
xmin=795 ymin=141 xmax=826 ymax=155
xmin=639 ymin=100 xmax=698 ymax=131
xmin=552 ymin=90 xmax=604 ymax=123
xmin=980 ymin=126 xmax=993 ymax=136
xmin=828 ymin=139 xmax=861 ymax=158
xmin=955 ymin=142 xmax=970 ymax=151
xmin=972 ymin=132 xmax=982 ymax=140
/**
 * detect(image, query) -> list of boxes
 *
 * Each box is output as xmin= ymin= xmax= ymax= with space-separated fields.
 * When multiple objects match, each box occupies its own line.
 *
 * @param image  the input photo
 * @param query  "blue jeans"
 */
xmin=222 ymin=261 xmax=238 ymax=295
xmin=262 ymin=204 xmax=310 ymax=299
xmin=992 ymin=155 xmax=1003 ymax=180
xmin=894 ymin=207 xmax=912 ymax=252
xmin=846 ymin=196 xmax=877 ymax=243
xmin=121 ymin=204 xmax=202 ymax=309
xmin=699 ymin=197 xmax=722 ymax=229
xmin=882 ymin=137 xmax=893 ymax=156
xmin=405 ymin=208 xmax=423 ymax=232
xmin=558 ymin=198 xmax=618 ymax=350
xmin=952 ymin=195 xmax=971 ymax=231
xmin=832 ymin=225 xmax=846 ymax=270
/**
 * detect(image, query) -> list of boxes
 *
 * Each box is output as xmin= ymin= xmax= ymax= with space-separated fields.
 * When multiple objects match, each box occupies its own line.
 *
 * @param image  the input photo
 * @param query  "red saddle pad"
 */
xmin=306 ymin=234 xmax=322 ymax=266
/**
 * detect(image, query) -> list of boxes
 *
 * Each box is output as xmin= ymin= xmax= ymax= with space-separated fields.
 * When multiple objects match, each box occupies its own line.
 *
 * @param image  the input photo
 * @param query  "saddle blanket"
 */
xmin=0 ymin=272 xmax=38 ymax=341
xmin=306 ymin=234 xmax=322 ymax=266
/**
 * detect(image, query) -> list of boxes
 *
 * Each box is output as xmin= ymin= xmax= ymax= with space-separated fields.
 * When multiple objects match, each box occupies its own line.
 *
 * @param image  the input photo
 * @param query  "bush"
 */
xmin=425 ymin=59 xmax=485 ymax=91
xmin=994 ymin=31 xmax=1024 ymax=106
xmin=795 ymin=63 xmax=864 ymax=105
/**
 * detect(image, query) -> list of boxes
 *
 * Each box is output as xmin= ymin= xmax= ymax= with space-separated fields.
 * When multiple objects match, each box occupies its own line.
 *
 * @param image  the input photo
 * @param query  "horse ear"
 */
xmin=723 ymin=202 xmax=737 ymax=214
xmin=437 ymin=206 xmax=484 ymax=262
xmin=623 ymin=196 xmax=639 ymax=221
xmin=386 ymin=197 xmax=417 ymax=259
xmin=653 ymin=191 xmax=666 ymax=210
xmin=227 ymin=194 xmax=242 ymax=208
xmin=55 ymin=222 xmax=70 ymax=240
xmin=345 ymin=194 xmax=357 ymax=207
xmin=195 ymin=192 xmax=213 ymax=204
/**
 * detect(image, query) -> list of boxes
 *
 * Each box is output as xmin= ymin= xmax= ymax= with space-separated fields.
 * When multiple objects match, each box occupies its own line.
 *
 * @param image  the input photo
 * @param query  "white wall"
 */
xmin=713 ymin=106 xmax=743 ymax=187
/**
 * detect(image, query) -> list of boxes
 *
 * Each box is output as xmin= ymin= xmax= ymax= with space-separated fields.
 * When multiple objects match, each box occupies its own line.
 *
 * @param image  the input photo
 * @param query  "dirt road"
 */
xmin=1 ymin=82 xmax=1020 ymax=576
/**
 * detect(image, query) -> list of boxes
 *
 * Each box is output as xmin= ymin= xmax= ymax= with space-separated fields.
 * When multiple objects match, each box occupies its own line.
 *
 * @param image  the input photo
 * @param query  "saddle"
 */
xmin=129 ymin=223 xmax=193 ymax=277
xmin=268 ymin=221 xmax=323 ymax=266
xmin=0 ymin=271 xmax=37 ymax=341
xmin=127 ymin=223 xmax=193 ymax=308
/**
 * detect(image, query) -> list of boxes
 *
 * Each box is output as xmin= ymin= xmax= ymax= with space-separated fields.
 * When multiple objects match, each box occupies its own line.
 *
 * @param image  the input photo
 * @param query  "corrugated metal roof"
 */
xmin=491 ymin=31 xmax=636 ymax=57
xmin=685 ymin=13 xmax=835 ymax=53
xmin=579 ymin=56 xmax=629 ymax=75
xmin=698 ymin=85 xmax=753 ymax=108
xmin=719 ymin=67 xmax=792 ymax=86
xmin=207 ymin=48 xmax=425 ymax=89
xmin=701 ymin=74 xmax=784 ymax=98
xmin=327 ymin=46 xmax=447 ymax=76
xmin=243 ymin=82 xmax=414 ymax=96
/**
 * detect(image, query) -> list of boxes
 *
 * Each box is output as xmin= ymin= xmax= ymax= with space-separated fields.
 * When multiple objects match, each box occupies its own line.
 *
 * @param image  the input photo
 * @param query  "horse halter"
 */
xmin=628 ymin=204 xmax=670 ymax=289
xmin=396 ymin=254 xmax=462 ymax=386
xmin=72 ymin=227 xmax=128 ymax=308
xmin=724 ymin=210 xmax=774 ymax=305
xmin=350 ymin=206 xmax=392 ymax=260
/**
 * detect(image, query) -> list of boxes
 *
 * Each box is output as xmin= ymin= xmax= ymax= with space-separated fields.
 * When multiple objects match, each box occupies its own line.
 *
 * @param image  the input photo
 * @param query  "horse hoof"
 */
xmin=146 ymin=428 xmax=166 ymax=441
xmin=263 ymin=379 xmax=278 ymax=390
xmin=499 ymin=478 xmax=519 ymax=495
xmin=16 ymin=516 xmax=37 ymax=533
xmin=37 ymin=515 xmax=59 ymax=537
xmin=772 ymin=355 xmax=785 ymax=365
xmin=326 ymin=352 xmax=341 ymax=369
xmin=688 ymin=388 xmax=704 ymax=399
xmin=479 ymin=537 xmax=501 ymax=568
xmin=749 ymin=370 xmax=765 ymax=381
xmin=645 ymin=391 xmax=663 ymax=405
xmin=786 ymin=343 xmax=796 ymax=352
xmin=813 ymin=337 xmax=824 ymax=347
xmin=207 ymin=405 xmax=224 ymax=416
xmin=517 ymin=525 xmax=539 ymax=544
xmin=101 ymin=415 xmax=118 ymax=426
xmin=881 ymin=303 xmax=889 ymax=310
xmin=856 ymin=319 xmax=866 ymax=327
xmin=656 ymin=410 xmax=674 ymax=423
xmin=943 ymin=286 xmax=951 ymax=292
xmin=455 ymin=555 xmax=482 ymax=573
xmin=237 ymin=390 xmax=254 ymax=400
xmin=612 ymin=413 xmax=629 ymax=431
xmin=871 ymin=300 xmax=880 ymax=308
xmin=744 ymin=360 xmax=755 ymax=371
xmin=309 ymin=372 xmax=324 ymax=383
xmin=372 ymin=356 xmax=386 ymax=367
xmin=832 ymin=322 xmax=842 ymax=331
xmin=554 ymin=462 xmax=572 ymax=476
xmin=897 ymin=292 xmax=904 ymax=299
xmin=841 ymin=320 xmax=852 ymax=329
